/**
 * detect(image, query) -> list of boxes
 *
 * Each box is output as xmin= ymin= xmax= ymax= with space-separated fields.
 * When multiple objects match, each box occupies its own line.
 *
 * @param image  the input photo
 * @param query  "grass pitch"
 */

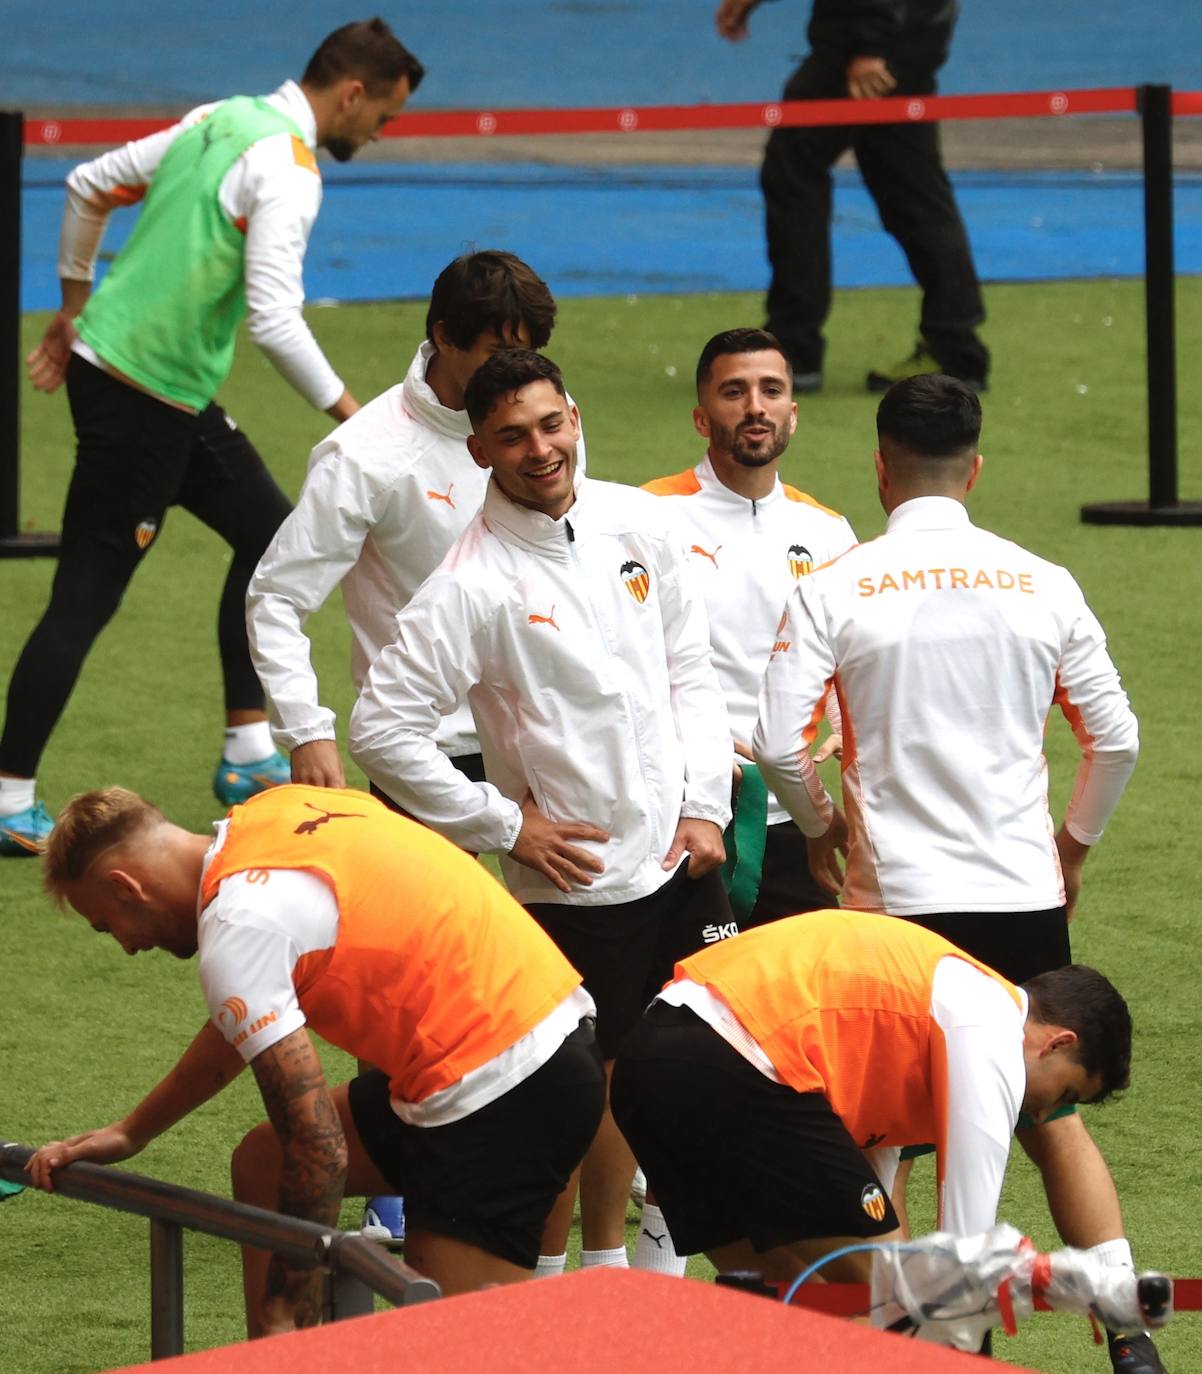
xmin=2 ymin=277 xmax=1200 ymax=1372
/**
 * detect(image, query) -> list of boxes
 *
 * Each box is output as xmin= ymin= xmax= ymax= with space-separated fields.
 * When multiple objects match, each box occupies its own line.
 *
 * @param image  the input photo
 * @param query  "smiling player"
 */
xmin=349 ymin=348 xmax=735 ymax=1277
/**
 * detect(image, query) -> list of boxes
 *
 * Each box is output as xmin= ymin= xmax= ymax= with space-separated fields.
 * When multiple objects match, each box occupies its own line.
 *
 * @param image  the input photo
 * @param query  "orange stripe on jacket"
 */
xmin=642 ymin=468 xmax=702 ymax=497
xmin=676 ymin=911 xmax=1021 ymax=1153
xmin=290 ymin=135 xmax=319 ymax=175
xmin=202 ymin=785 xmax=581 ymax=1104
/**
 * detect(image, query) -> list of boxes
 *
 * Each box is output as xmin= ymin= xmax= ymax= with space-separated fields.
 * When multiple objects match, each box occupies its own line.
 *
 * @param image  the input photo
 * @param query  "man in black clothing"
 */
xmin=716 ymin=0 xmax=989 ymax=395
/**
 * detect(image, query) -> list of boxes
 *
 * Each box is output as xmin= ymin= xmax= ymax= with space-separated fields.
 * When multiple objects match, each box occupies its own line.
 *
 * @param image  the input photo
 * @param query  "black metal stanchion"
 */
xmin=1081 ymin=85 xmax=1202 ymax=525
xmin=1 ymin=109 xmax=60 ymax=558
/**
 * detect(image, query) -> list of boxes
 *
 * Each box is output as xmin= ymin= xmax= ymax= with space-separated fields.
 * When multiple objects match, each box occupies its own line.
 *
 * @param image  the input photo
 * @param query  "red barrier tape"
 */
xmin=783 ymin=1278 xmax=1202 ymax=1316
xmin=24 ymin=83 xmax=1202 ymax=149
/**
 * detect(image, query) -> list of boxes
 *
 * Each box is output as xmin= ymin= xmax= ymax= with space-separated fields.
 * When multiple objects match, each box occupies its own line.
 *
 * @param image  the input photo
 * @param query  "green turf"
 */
xmin=2 ymin=278 xmax=1200 ymax=1371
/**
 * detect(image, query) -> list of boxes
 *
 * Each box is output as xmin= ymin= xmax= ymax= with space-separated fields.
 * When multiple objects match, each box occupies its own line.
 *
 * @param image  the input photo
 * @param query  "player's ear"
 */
xmin=109 ymin=868 xmax=146 ymax=906
xmin=431 ymin=320 xmax=451 ymax=354
xmin=693 ymin=405 xmax=710 ymax=440
xmin=965 ymin=452 xmax=984 ymax=492
xmin=467 ymin=434 xmax=490 ymax=471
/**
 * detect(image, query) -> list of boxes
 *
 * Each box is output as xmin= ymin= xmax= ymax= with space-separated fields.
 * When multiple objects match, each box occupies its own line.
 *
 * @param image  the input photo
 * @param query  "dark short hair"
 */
xmin=426 ymin=251 xmax=557 ymax=351
xmin=696 ymin=327 xmax=790 ymax=392
xmin=1022 ymin=964 xmax=1132 ymax=1103
xmin=464 ymin=349 xmax=567 ymax=428
xmin=875 ymin=374 xmax=982 ymax=458
xmin=302 ymin=18 xmax=425 ymax=97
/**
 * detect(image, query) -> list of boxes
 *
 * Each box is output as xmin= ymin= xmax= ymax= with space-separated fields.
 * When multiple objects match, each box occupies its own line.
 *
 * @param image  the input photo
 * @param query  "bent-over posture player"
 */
xmin=28 ymin=784 xmax=604 ymax=1334
xmin=611 ymin=910 xmax=1131 ymax=1288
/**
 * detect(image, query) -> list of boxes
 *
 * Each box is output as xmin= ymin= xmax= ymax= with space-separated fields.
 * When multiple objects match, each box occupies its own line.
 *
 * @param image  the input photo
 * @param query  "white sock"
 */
xmin=223 ymin=722 xmax=274 ymax=765
xmin=581 ymin=1246 xmax=628 ymax=1269
xmin=0 ymin=777 xmax=36 ymax=816
xmin=1090 ymin=1238 xmax=1134 ymax=1269
xmin=632 ymin=1203 xmax=687 ymax=1276
xmin=535 ymin=1252 xmax=567 ymax=1279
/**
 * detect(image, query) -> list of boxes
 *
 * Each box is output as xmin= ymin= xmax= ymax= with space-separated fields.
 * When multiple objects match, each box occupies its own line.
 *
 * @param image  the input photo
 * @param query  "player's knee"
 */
xmin=230 ymin=1123 xmax=281 ymax=1201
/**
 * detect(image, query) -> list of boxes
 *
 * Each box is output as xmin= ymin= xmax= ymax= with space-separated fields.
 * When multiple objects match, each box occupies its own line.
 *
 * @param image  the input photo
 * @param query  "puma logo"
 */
xmin=861 ymin=1132 xmax=886 ymax=1150
xmin=690 ymin=543 xmax=721 ymax=568
xmin=294 ymin=803 xmax=367 ymax=835
xmin=642 ymin=1230 xmax=667 ymax=1249
xmin=528 ymin=605 xmax=560 ymax=631
xmin=426 ymin=483 xmax=456 ymax=508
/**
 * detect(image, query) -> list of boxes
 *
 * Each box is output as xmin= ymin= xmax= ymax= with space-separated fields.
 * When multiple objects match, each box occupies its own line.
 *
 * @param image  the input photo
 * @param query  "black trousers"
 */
xmin=761 ymin=53 xmax=988 ymax=380
xmin=0 ymin=355 xmax=291 ymax=776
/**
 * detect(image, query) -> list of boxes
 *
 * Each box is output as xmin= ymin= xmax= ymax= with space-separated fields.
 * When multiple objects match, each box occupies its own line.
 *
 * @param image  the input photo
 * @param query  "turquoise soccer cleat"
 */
xmin=212 ymin=751 xmax=291 ymax=807
xmin=0 ymin=801 xmax=55 ymax=857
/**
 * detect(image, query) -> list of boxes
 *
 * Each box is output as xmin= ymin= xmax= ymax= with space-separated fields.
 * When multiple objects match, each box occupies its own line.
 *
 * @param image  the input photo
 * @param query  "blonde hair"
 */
xmin=43 ymin=787 xmax=164 ymax=906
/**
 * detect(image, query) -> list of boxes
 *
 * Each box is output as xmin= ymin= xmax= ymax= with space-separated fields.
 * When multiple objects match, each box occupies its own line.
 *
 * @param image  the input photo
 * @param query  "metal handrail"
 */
xmin=0 ymin=1142 xmax=439 ymax=1360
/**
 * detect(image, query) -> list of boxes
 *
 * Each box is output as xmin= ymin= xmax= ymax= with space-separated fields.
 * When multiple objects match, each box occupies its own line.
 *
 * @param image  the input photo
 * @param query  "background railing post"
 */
xmin=0 ymin=110 xmax=59 ymax=558
xmin=149 ymin=1217 xmax=185 ymax=1360
xmin=1081 ymin=84 xmax=1202 ymax=525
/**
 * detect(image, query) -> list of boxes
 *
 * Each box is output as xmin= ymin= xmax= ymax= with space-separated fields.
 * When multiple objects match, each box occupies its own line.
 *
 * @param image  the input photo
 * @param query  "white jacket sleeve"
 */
xmin=348 ymin=575 xmax=523 ymax=855
xmin=933 ymin=960 xmax=1025 ymax=1237
xmin=239 ymin=139 xmax=344 ymax=411
xmin=57 ymin=112 xmax=206 ymax=280
xmin=1054 ymin=584 xmax=1139 ymax=845
xmin=657 ymin=541 xmax=734 ymax=828
xmin=752 ymin=578 xmax=837 ymax=836
xmin=246 ymin=440 xmax=377 ymax=750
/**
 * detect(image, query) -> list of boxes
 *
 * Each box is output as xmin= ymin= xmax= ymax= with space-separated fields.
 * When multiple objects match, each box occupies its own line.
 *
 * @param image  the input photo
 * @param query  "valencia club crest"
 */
xmin=621 ymin=559 xmax=650 ymax=603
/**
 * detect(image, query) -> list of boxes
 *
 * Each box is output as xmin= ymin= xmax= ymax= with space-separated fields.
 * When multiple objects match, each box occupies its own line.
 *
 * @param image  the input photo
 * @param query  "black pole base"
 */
xmin=1080 ymin=501 xmax=1202 ymax=527
xmin=0 ymin=531 xmax=60 ymax=557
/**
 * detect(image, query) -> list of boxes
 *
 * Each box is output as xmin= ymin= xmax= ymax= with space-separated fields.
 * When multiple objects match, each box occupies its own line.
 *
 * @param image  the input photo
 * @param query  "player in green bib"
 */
xmin=1 ymin=21 xmax=424 ymax=856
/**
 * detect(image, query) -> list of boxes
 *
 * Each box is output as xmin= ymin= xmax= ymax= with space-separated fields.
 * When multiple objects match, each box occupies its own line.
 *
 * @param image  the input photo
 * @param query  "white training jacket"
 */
xmin=63 ymin=80 xmax=343 ymax=411
xmin=247 ymin=341 xmax=482 ymax=756
xmin=646 ymin=454 xmax=856 ymax=825
xmin=349 ymin=475 xmax=734 ymax=906
xmin=247 ymin=343 xmax=588 ymax=757
xmin=753 ymin=496 xmax=1139 ymax=915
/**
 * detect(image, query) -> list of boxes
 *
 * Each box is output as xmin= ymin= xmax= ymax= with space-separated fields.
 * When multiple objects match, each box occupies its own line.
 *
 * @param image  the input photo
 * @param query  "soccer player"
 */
xmin=611 ymin=910 xmax=1131 ymax=1292
xmin=0 ymin=20 xmax=423 ymax=856
xmin=27 ymin=784 xmax=604 ymax=1333
xmin=753 ymin=375 xmax=1161 ymax=1373
xmin=646 ymin=328 xmax=855 ymax=924
xmin=349 ymin=349 xmax=734 ymax=1275
xmin=247 ymin=250 xmax=564 ymax=797
xmin=636 ymin=327 xmax=856 ymax=1274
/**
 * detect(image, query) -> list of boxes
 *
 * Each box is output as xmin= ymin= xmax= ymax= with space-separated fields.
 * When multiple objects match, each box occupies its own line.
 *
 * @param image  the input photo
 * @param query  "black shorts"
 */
xmin=368 ymin=753 xmax=486 ymax=816
xmin=745 ymin=820 xmax=833 ymax=925
xmin=525 ymin=864 xmax=733 ymax=1060
xmin=896 ymin=907 xmax=1070 ymax=986
xmin=611 ymin=1003 xmax=898 ymax=1256
xmin=347 ymin=1019 xmax=604 ymax=1269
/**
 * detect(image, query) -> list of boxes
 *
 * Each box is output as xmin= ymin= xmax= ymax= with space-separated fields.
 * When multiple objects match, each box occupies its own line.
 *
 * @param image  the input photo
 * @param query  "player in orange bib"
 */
xmin=611 ymin=910 xmax=1131 ymax=1284
xmin=27 ymin=784 xmax=604 ymax=1335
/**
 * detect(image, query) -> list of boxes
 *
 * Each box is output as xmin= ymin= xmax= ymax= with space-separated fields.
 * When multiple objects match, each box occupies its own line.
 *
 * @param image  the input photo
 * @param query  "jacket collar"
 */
xmin=886 ymin=495 xmax=973 ymax=532
xmin=698 ymin=452 xmax=784 ymax=508
xmin=273 ymin=80 xmax=318 ymax=149
xmin=401 ymin=341 xmax=474 ymax=441
xmin=482 ymin=469 xmax=587 ymax=558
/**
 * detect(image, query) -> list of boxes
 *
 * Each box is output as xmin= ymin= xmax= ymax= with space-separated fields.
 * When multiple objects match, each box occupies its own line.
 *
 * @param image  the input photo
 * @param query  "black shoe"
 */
xmin=791 ymin=369 xmax=823 ymax=395
xmin=865 ymin=340 xmax=986 ymax=394
xmin=1107 ymin=1329 xmax=1167 ymax=1373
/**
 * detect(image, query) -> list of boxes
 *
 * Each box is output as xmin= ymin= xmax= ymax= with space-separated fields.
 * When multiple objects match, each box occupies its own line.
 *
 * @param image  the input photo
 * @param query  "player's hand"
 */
xmin=846 ymin=56 xmax=897 ymax=100
xmin=290 ymin=740 xmax=346 ymax=788
xmin=663 ymin=818 xmax=726 ymax=878
xmin=806 ymin=808 xmax=848 ymax=895
xmin=511 ymin=792 xmax=609 ymax=893
xmin=813 ymin=731 xmax=843 ymax=763
xmin=25 ymin=1123 xmax=143 ymax=1191
xmin=716 ymin=0 xmax=760 ymax=42
xmin=1054 ymin=826 xmax=1090 ymax=921
xmin=26 ymin=312 xmax=79 ymax=393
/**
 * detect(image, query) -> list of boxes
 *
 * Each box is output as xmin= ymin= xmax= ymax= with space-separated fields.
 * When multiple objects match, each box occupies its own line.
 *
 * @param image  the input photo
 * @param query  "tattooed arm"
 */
xmin=250 ymin=1027 xmax=348 ymax=1335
